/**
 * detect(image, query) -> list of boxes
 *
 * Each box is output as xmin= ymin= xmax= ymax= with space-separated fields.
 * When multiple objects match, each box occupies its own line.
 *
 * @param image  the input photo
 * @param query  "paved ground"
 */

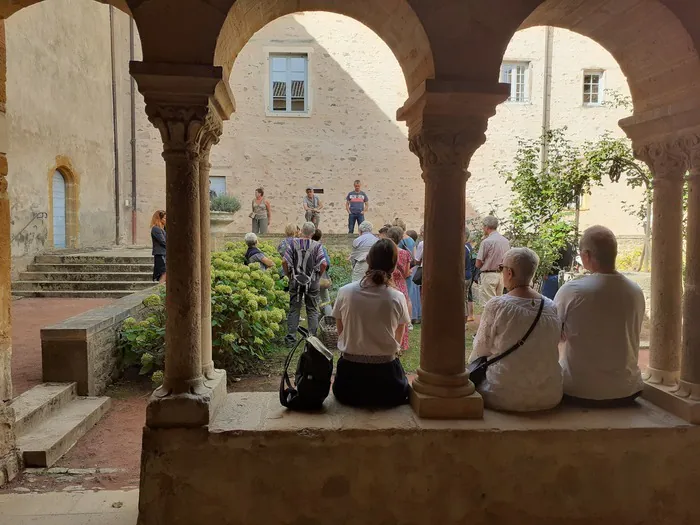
xmin=0 ymin=489 xmax=138 ymax=524
xmin=11 ymin=298 xmax=114 ymax=397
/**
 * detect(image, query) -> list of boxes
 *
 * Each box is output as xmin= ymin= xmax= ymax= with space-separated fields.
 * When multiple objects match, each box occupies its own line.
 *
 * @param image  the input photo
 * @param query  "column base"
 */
xmin=146 ymin=371 xmax=227 ymax=428
xmin=642 ymin=381 xmax=700 ymax=424
xmin=410 ymin=388 xmax=483 ymax=419
xmin=642 ymin=366 xmax=679 ymax=386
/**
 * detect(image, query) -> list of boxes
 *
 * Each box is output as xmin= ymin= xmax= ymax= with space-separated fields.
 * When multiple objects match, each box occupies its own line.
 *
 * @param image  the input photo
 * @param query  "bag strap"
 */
xmin=280 ymin=337 xmax=305 ymax=394
xmin=486 ymin=298 xmax=545 ymax=367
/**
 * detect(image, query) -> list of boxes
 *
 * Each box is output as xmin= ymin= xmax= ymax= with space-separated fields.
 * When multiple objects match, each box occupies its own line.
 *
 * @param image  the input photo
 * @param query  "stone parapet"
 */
xmin=137 ymin=392 xmax=700 ymax=525
xmin=41 ymin=286 xmax=159 ymax=396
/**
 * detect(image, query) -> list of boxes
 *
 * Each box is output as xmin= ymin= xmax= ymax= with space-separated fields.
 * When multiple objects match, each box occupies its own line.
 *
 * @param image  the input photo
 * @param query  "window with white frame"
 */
xmin=583 ymin=70 xmax=604 ymax=105
xmin=269 ymin=53 xmax=308 ymax=114
xmin=500 ymin=62 xmax=530 ymax=103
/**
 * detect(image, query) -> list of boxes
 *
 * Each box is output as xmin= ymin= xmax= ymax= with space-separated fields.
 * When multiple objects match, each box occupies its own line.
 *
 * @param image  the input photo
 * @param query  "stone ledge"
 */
xmin=41 ymin=287 xmax=159 ymax=396
xmin=138 ymin=392 xmax=700 ymax=525
xmin=642 ymin=381 xmax=700 ymax=424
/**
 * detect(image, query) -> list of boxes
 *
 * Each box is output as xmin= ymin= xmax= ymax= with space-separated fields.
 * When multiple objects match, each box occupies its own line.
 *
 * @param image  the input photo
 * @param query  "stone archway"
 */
xmin=215 ymin=0 xmax=435 ymax=92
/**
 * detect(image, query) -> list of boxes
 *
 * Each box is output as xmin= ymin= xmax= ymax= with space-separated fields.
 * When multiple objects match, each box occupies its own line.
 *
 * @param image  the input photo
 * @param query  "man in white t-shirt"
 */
xmin=555 ymin=225 xmax=645 ymax=406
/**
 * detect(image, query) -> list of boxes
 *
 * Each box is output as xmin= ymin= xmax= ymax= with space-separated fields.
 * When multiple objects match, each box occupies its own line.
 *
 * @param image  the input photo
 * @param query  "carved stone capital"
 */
xmin=679 ymin=132 xmax=700 ymax=173
xmin=633 ymin=139 xmax=686 ymax=180
xmin=408 ymin=128 xmax=482 ymax=179
xmin=145 ymin=101 xmax=223 ymax=158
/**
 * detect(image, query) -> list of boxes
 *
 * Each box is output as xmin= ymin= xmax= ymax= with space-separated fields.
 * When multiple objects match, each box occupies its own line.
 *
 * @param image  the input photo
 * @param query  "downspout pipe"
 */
xmin=109 ymin=6 xmax=121 ymax=245
xmin=129 ymin=16 xmax=137 ymax=244
xmin=541 ymin=26 xmax=554 ymax=170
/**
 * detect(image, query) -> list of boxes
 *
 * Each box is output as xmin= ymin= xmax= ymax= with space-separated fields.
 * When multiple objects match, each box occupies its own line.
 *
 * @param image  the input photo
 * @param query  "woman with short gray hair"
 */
xmin=468 ymin=247 xmax=563 ymax=412
xmin=244 ymin=232 xmax=275 ymax=271
xmin=350 ymin=221 xmax=378 ymax=282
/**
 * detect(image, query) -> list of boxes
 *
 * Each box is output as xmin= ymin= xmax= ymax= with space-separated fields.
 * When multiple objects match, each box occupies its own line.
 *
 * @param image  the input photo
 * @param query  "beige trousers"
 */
xmin=480 ymin=272 xmax=504 ymax=304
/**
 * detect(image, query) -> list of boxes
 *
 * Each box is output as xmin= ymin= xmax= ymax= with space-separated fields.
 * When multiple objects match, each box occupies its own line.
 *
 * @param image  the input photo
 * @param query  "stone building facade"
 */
xmin=3 ymin=2 xmax=641 ymax=271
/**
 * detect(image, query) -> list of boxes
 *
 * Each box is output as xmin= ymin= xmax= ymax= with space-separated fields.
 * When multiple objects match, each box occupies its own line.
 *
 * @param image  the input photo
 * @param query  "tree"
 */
xmin=496 ymin=128 xmax=607 ymax=281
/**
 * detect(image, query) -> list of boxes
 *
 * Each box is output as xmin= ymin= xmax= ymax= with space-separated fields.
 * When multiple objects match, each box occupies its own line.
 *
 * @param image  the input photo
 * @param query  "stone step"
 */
xmin=12 ymin=280 xmax=154 ymax=292
xmin=10 ymin=383 xmax=77 ymax=436
xmin=18 ymin=271 xmax=154 ymax=282
xmin=28 ymin=263 xmax=153 ymax=273
xmin=11 ymin=290 xmax=137 ymax=299
xmin=36 ymin=255 xmax=153 ymax=265
xmin=17 ymin=396 xmax=111 ymax=468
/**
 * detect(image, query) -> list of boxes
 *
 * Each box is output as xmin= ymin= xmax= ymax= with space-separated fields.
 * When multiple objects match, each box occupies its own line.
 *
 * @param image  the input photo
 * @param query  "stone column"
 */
xmin=678 ymin=135 xmax=700 ymax=400
xmin=635 ymin=141 xmax=685 ymax=386
xmin=199 ymin=138 xmax=221 ymax=381
xmin=0 ymin=18 xmax=11 ymax=402
xmin=131 ymin=62 xmax=234 ymax=427
xmin=398 ymin=81 xmax=508 ymax=419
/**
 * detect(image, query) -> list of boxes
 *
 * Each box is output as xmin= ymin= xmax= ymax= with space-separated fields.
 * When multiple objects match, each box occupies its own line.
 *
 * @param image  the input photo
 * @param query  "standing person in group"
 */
xmin=386 ymin=227 xmax=412 ymax=352
xmin=350 ymin=221 xmax=378 ymax=282
xmin=406 ymin=229 xmax=422 ymax=324
xmin=346 ymin=179 xmax=369 ymax=234
xmin=277 ymin=224 xmax=297 ymax=257
xmin=303 ymin=188 xmax=323 ymax=227
xmin=312 ymin=228 xmax=333 ymax=318
xmin=332 ymin=239 xmax=411 ymax=408
xmin=250 ymin=187 xmax=272 ymax=234
xmin=150 ymin=210 xmax=167 ymax=283
xmin=476 ymin=215 xmax=510 ymax=304
xmin=465 ymin=228 xmax=476 ymax=322
xmin=243 ymin=233 xmax=275 ymax=271
xmin=283 ymin=222 xmax=328 ymax=347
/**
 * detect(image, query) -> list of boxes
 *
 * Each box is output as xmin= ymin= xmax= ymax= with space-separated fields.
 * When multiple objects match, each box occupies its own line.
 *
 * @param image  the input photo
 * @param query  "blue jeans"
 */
xmin=348 ymin=213 xmax=365 ymax=234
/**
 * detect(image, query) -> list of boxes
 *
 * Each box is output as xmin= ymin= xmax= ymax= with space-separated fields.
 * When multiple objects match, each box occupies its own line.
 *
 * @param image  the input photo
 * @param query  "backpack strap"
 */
xmin=279 ymin=337 xmax=305 ymax=403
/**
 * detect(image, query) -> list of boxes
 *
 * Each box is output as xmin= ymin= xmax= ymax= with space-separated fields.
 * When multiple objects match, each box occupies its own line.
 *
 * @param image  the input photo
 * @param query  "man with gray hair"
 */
xmin=476 ymin=215 xmax=511 ymax=303
xmin=350 ymin=221 xmax=378 ymax=282
xmin=282 ymin=221 xmax=328 ymax=346
xmin=555 ymin=225 xmax=645 ymax=406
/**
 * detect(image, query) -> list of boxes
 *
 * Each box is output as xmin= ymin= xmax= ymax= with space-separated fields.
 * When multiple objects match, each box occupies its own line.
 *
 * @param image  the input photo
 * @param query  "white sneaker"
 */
xmin=408 ymin=324 xmax=414 ymax=331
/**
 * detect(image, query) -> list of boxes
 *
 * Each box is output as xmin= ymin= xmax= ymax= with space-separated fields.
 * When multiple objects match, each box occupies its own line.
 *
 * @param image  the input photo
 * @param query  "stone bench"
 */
xmin=41 ymin=286 xmax=159 ymax=396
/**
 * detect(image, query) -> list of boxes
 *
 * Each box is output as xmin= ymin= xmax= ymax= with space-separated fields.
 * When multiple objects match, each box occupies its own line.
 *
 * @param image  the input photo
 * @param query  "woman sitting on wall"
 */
xmin=150 ymin=210 xmax=167 ymax=283
xmin=468 ymin=247 xmax=563 ymax=412
xmin=332 ymin=239 xmax=411 ymax=408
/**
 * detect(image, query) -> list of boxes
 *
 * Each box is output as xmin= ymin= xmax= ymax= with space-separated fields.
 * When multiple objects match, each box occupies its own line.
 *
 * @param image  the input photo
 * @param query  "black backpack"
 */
xmin=290 ymin=239 xmax=319 ymax=295
xmin=280 ymin=327 xmax=334 ymax=410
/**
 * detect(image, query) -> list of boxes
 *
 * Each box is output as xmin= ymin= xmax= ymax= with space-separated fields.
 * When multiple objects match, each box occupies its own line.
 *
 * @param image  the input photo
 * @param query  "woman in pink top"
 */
xmin=387 ymin=227 xmax=412 ymax=352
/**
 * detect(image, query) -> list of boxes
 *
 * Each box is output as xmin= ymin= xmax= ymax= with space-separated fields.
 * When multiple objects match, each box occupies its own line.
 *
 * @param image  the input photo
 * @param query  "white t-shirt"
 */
xmin=332 ymin=281 xmax=410 ymax=357
xmin=555 ymin=273 xmax=645 ymax=400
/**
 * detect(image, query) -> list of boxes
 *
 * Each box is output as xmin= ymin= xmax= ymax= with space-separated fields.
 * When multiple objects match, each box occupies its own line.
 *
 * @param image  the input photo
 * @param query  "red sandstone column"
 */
xmin=636 ymin=141 xmax=685 ymax=386
xmin=398 ymin=81 xmax=508 ymax=419
xmin=678 ymin=136 xmax=700 ymax=400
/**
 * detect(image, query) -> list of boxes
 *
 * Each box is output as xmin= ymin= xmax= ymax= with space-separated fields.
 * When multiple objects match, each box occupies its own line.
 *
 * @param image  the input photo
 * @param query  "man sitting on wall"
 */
xmin=555 ymin=225 xmax=645 ymax=407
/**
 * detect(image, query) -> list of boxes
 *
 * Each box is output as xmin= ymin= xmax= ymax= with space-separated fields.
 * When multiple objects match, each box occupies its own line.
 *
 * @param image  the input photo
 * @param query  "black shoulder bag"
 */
xmin=280 ymin=327 xmax=334 ymax=410
xmin=467 ymin=298 xmax=545 ymax=387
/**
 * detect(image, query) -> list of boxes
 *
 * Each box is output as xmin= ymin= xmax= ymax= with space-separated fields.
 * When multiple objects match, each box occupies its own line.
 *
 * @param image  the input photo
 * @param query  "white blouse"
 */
xmin=469 ymin=295 xmax=563 ymax=412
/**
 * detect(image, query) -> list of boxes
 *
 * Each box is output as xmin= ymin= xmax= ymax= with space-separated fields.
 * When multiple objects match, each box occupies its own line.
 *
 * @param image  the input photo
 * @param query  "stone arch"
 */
xmin=214 ymin=0 xmax=435 ymax=93
xmin=518 ymin=0 xmax=700 ymax=114
xmin=47 ymin=157 xmax=79 ymax=249
xmin=0 ymin=0 xmax=130 ymax=19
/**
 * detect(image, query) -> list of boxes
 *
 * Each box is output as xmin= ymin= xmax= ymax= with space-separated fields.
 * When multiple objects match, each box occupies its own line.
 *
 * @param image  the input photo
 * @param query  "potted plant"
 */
xmin=210 ymin=194 xmax=241 ymax=233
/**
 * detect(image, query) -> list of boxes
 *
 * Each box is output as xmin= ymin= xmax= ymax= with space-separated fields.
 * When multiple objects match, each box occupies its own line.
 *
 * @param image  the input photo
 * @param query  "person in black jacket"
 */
xmin=150 ymin=210 xmax=167 ymax=283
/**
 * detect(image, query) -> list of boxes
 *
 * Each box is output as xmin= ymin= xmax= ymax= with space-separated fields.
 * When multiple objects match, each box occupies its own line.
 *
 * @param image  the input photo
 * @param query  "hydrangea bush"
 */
xmin=119 ymin=241 xmax=289 ymax=383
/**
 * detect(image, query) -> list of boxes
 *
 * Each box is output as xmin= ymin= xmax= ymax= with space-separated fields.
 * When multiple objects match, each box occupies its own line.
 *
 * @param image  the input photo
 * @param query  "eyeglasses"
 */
xmin=498 ymin=265 xmax=513 ymax=273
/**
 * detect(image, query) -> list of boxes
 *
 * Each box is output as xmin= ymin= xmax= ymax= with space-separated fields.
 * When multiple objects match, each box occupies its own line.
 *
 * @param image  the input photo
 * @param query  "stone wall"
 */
xmin=41 ymin=286 xmax=156 ymax=396
xmin=4 ymin=0 xmax=134 ymax=275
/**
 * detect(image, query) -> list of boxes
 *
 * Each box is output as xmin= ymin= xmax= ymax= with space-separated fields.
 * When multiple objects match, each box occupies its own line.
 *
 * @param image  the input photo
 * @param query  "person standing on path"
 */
xmin=150 ymin=210 xmax=167 ymax=283
xmin=251 ymin=187 xmax=272 ymax=234
xmin=476 ymin=215 xmax=510 ymax=304
xmin=303 ymin=187 xmax=323 ymax=227
xmin=346 ymin=179 xmax=368 ymax=234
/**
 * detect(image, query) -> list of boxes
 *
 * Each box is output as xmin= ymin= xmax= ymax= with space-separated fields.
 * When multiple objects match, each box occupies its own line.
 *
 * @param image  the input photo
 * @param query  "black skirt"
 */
xmin=333 ymin=356 xmax=409 ymax=408
xmin=153 ymin=255 xmax=166 ymax=281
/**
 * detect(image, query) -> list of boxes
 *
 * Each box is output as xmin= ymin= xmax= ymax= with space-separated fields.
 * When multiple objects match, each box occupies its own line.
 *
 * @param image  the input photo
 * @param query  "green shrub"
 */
xmin=118 ymin=241 xmax=289 ymax=383
xmin=327 ymin=248 xmax=352 ymax=297
xmin=210 ymin=194 xmax=241 ymax=214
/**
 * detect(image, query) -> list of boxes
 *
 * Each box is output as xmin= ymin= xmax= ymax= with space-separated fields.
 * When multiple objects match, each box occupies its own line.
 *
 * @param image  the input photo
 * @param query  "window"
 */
xmin=269 ymin=53 xmax=308 ymax=114
xmin=583 ymin=71 xmax=604 ymax=105
xmin=500 ymin=62 xmax=530 ymax=103
xmin=209 ymin=176 xmax=226 ymax=198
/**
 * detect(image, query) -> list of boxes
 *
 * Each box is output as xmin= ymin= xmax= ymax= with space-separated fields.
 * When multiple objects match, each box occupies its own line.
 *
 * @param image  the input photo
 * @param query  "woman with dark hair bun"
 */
xmin=331 ymin=239 xmax=411 ymax=407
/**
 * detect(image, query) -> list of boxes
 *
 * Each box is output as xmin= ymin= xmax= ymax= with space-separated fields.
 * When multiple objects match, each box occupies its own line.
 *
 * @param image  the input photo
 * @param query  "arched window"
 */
xmin=52 ymin=170 xmax=67 ymax=248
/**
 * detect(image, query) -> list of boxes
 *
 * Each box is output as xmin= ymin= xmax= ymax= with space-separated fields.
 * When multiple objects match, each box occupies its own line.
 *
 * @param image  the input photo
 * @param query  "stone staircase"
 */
xmin=10 ymin=383 xmax=111 ymax=467
xmin=13 ymin=253 xmax=154 ymax=298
